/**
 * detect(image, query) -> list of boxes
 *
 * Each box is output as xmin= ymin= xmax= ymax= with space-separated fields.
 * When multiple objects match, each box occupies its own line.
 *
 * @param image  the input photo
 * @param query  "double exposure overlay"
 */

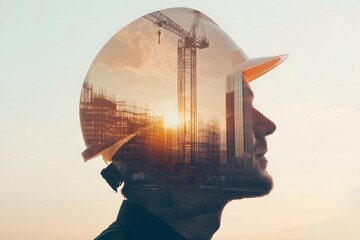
xmin=80 ymin=7 xmax=287 ymax=240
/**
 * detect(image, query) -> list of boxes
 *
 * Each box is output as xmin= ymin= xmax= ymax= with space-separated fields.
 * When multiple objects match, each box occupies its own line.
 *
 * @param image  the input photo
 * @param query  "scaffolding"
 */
xmin=80 ymin=82 xmax=222 ymax=184
xmin=197 ymin=119 xmax=221 ymax=175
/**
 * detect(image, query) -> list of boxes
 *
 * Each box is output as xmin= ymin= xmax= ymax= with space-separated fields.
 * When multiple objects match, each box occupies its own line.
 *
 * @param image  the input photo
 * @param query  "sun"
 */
xmin=164 ymin=110 xmax=179 ymax=128
xmin=159 ymin=99 xmax=179 ymax=129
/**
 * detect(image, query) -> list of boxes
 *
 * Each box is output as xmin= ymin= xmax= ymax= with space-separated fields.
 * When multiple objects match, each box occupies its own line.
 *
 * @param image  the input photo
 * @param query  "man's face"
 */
xmin=243 ymin=80 xmax=276 ymax=195
xmin=252 ymin=106 xmax=276 ymax=174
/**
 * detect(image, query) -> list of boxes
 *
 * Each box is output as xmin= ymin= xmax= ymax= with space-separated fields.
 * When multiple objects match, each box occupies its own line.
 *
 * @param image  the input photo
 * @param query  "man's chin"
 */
xmin=227 ymin=172 xmax=273 ymax=200
xmin=251 ymin=171 xmax=273 ymax=197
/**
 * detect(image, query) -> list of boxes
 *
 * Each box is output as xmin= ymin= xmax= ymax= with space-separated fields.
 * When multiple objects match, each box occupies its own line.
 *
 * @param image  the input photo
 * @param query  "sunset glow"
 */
xmin=164 ymin=109 xmax=179 ymax=128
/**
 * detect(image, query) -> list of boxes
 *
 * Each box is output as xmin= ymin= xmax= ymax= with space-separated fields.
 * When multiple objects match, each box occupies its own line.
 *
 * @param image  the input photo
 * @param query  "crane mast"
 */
xmin=144 ymin=10 xmax=209 ymax=164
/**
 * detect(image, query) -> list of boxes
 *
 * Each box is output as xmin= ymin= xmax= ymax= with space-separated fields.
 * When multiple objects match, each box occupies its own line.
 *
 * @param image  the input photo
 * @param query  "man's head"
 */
xmin=80 ymin=7 xmax=287 ymax=239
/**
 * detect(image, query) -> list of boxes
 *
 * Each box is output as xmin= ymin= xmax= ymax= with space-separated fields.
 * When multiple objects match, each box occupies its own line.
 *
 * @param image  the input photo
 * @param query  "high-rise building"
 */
xmin=226 ymin=71 xmax=254 ymax=173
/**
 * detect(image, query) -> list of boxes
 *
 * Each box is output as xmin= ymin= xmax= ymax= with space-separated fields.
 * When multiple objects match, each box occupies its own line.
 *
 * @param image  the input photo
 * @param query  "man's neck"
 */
xmin=125 ymin=186 xmax=227 ymax=240
xmin=169 ymin=211 xmax=223 ymax=240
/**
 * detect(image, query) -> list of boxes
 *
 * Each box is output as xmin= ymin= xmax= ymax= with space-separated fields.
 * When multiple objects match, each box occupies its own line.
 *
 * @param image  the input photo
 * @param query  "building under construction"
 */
xmin=80 ymin=81 xmax=222 ymax=185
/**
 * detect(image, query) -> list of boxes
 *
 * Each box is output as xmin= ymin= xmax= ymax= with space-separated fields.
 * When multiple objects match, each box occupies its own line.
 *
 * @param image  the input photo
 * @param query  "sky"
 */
xmin=0 ymin=0 xmax=359 ymax=239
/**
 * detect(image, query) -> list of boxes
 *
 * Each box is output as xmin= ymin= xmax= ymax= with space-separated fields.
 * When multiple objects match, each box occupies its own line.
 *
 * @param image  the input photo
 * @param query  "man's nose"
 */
xmin=252 ymin=108 xmax=276 ymax=138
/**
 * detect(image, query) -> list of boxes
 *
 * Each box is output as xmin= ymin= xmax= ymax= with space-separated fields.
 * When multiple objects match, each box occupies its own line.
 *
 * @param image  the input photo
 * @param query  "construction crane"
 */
xmin=144 ymin=10 xmax=209 ymax=164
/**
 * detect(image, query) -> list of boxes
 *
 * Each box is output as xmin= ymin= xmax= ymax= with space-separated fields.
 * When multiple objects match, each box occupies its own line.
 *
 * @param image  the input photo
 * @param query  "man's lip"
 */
xmin=256 ymin=156 xmax=268 ymax=168
xmin=256 ymin=155 xmax=267 ymax=161
xmin=254 ymin=148 xmax=267 ymax=157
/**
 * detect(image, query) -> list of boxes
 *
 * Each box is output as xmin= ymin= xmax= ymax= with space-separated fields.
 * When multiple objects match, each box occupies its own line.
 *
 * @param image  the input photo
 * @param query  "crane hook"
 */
xmin=157 ymin=29 xmax=161 ymax=44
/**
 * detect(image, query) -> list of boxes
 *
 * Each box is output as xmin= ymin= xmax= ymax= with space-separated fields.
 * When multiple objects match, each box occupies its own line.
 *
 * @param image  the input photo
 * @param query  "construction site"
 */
xmin=79 ymin=10 xmax=227 ymax=185
xmin=80 ymin=81 xmax=222 ymax=185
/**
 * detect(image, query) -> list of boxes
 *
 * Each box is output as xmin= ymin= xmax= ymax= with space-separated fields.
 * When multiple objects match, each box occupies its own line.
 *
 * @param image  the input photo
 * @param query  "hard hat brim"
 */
xmin=242 ymin=54 xmax=289 ymax=82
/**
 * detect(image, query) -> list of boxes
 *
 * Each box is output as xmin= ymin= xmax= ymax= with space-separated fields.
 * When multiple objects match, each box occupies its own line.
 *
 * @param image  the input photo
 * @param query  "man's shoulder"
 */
xmin=94 ymin=221 xmax=129 ymax=240
xmin=94 ymin=200 xmax=186 ymax=240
